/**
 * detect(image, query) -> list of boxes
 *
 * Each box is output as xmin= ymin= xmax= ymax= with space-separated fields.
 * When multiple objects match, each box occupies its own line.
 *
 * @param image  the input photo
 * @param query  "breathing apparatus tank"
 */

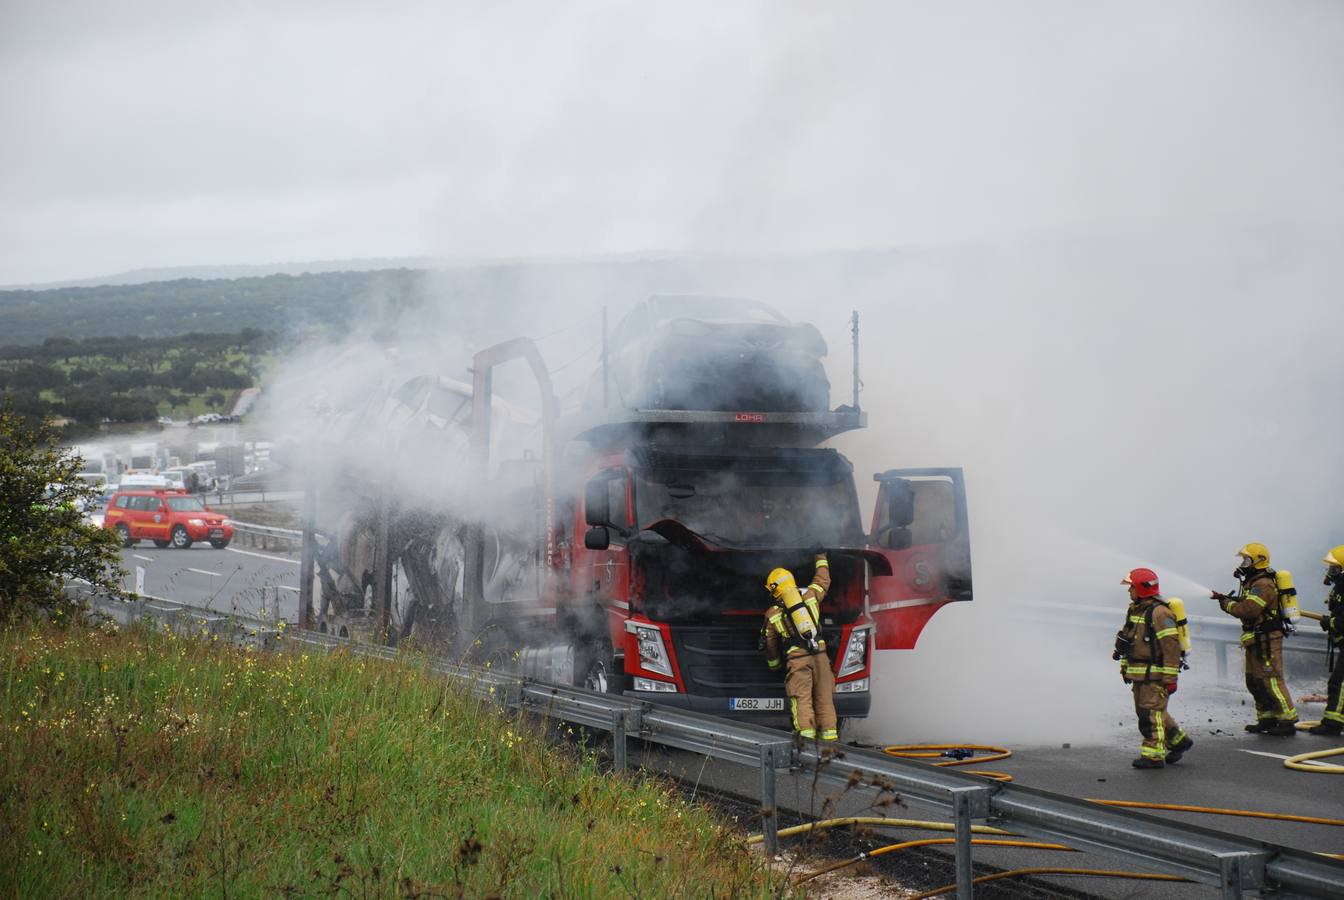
xmin=1276 ymin=570 xmax=1300 ymax=631
xmin=765 ymin=568 xmax=821 ymax=654
xmin=1166 ymin=597 xmax=1193 ymax=654
xmin=1166 ymin=597 xmax=1192 ymax=671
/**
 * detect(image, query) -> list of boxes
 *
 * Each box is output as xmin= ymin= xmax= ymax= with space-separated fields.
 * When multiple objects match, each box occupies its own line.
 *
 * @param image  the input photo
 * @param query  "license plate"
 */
xmin=209 ymin=529 xmax=224 ymax=538
xmin=728 ymin=697 xmax=784 ymax=711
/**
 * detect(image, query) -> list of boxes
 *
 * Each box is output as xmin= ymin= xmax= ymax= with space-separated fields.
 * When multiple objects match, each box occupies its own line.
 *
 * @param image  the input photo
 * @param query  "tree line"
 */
xmin=0 ymin=329 xmax=274 ymax=435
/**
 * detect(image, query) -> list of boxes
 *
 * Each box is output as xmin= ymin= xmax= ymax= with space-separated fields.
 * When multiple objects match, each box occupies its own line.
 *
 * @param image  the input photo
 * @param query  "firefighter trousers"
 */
xmin=1243 ymin=634 xmax=1298 ymax=724
xmin=1324 ymin=646 xmax=1344 ymax=726
xmin=1133 ymin=682 xmax=1185 ymax=761
xmin=785 ymin=651 xmax=837 ymax=740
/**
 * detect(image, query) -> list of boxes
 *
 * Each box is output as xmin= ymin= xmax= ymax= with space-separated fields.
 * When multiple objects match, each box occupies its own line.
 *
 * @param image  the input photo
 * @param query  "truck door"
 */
xmin=867 ymin=468 xmax=972 ymax=650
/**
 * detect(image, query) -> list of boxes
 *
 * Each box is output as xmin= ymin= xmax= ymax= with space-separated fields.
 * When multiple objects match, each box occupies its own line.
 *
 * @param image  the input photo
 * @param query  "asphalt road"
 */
xmin=119 ymin=543 xmax=1344 ymax=897
xmin=118 ymin=542 xmax=301 ymax=620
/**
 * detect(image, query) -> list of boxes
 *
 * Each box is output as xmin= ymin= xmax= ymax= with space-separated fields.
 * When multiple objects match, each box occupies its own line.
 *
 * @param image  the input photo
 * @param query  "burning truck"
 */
xmin=301 ymin=301 xmax=973 ymax=727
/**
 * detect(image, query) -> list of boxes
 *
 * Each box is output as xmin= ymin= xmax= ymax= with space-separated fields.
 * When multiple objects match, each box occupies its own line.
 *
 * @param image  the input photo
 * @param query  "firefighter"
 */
xmin=1114 ymin=568 xmax=1192 ymax=768
xmin=1309 ymin=545 xmax=1344 ymax=736
xmin=763 ymin=552 xmax=837 ymax=743
xmin=1213 ymin=542 xmax=1299 ymax=735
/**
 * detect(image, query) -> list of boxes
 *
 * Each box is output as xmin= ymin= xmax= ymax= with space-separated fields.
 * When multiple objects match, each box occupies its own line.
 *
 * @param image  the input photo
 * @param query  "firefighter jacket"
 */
xmin=1220 ymin=570 xmax=1283 ymax=646
xmin=1116 ymin=596 xmax=1182 ymax=683
xmin=764 ymin=556 xmax=831 ymax=670
xmin=1323 ymin=581 xmax=1344 ymax=647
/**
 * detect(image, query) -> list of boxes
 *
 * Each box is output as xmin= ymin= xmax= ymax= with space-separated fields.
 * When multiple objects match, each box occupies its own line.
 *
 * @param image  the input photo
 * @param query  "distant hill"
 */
xmin=0 ymin=250 xmax=907 ymax=346
xmin=1 ymin=258 xmax=451 ymax=290
xmin=0 ymin=269 xmax=429 ymax=345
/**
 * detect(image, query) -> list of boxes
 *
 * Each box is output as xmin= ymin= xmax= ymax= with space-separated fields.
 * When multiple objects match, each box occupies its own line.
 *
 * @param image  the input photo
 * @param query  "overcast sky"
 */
xmin=2 ymin=1 xmax=1343 ymax=284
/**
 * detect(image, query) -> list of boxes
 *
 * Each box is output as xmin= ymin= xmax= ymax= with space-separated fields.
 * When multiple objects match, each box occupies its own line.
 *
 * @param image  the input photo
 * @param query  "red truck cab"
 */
xmin=558 ymin=442 xmax=972 ymax=726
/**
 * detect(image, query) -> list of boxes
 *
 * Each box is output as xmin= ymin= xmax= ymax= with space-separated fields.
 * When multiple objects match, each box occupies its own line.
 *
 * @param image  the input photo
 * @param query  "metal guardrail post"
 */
xmin=950 ymin=786 xmax=993 ymax=899
xmin=1217 ymin=851 xmax=1260 ymax=899
xmin=611 ymin=710 xmax=628 ymax=771
xmin=1217 ymin=640 xmax=1230 ymax=680
xmin=760 ymin=742 xmax=780 ymax=856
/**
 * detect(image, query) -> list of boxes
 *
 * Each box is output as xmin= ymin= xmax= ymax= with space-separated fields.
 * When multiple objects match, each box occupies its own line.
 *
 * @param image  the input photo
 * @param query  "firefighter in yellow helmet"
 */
xmin=1309 ymin=545 xmax=1344 ymax=736
xmin=1212 ymin=542 xmax=1299 ymax=735
xmin=762 ymin=552 xmax=836 ymax=742
xmin=1115 ymin=568 xmax=1192 ymax=768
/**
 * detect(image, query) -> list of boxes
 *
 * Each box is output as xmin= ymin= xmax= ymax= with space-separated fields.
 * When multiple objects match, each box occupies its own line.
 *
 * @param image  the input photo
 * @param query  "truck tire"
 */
xmin=574 ymin=637 xmax=626 ymax=695
xmin=170 ymin=525 xmax=193 ymax=549
xmin=116 ymin=523 xmax=133 ymax=548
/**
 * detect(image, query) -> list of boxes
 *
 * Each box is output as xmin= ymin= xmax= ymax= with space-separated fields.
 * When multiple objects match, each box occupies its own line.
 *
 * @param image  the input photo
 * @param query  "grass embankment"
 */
xmin=1 ymin=621 xmax=785 ymax=897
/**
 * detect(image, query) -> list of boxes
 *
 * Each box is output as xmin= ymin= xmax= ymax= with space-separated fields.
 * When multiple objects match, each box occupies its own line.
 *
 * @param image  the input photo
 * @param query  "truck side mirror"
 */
xmin=584 ymin=478 xmax=610 ymax=526
xmin=584 ymin=526 xmax=610 ymax=551
xmin=886 ymin=480 xmax=916 ymax=527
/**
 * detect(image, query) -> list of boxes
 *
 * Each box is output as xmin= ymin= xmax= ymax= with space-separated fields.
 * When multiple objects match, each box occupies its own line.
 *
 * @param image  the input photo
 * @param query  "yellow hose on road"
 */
xmin=907 ymin=867 xmax=1191 ymax=898
xmin=1284 ymin=745 xmax=1344 ymax=774
xmin=1086 ymin=799 xmax=1344 ymax=827
xmin=883 ymin=743 xmax=1014 ymax=782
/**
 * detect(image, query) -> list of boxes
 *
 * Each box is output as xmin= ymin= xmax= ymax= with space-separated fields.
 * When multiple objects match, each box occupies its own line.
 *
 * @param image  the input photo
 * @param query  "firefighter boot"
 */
xmin=1265 ymin=720 xmax=1298 ymax=737
xmin=1165 ymin=735 xmax=1194 ymax=765
xmin=1131 ymin=757 xmax=1165 ymax=769
xmin=1308 ymin=720 xmax=1343 ymax=736
xmin=1244 ymin=722 xmax=1269 ymax=733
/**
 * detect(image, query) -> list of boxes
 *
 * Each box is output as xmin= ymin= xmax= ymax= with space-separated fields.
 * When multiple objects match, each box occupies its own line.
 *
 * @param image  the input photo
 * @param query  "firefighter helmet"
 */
xmin=1237 ymin=542 xmax=1271 ymax=569
xmin=765 ymin=567 xmax=796 ymax=598
xmin=1122 ymin=567 xmax=1160 ymax=598
xmin=1324 ymin=546 xmax=1344 ymax=569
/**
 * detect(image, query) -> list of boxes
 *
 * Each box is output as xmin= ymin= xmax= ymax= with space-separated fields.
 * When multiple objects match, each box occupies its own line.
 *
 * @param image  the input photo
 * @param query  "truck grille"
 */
xmin=669 ymin=622 xmax=840 ymax=697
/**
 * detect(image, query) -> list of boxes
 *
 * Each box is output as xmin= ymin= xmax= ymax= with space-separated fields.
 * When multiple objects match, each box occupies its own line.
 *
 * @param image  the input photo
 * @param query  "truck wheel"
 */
xmin=574 ymin=638 xmax=626 ymax=694
xmin=170 ymin=525 xmax=192 ymax=549
xmin=115 ymin=523 xmax=134 ymax=547
xmin=153 ymin=539 xmax=170 ymax=548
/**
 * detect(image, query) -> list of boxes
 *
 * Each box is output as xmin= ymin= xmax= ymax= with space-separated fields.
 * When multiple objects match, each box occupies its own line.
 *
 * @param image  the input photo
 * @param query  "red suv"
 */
xmin=103 ymin=489 xmax=234 ymax=549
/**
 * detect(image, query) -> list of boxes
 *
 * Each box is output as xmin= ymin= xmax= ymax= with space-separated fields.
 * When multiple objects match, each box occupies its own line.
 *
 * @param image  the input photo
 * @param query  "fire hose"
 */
xmin=750 ymin=744 xmax=1344 ymax=887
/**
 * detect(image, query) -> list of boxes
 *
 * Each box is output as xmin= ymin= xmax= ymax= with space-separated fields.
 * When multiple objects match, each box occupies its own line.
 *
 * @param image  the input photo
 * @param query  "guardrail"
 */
xmin=75 ymin=588 xmax=1344 ymax=899
xmin=228 ymin=520 xmax=302 ymax=552
xmin=1027 ymin=601 xmax=1329 ymax=681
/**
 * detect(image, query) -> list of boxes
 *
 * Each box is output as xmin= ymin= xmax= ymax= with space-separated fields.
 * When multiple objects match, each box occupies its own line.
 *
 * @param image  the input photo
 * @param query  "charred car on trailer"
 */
xmin=585 ymin=295 xmax=831 ymax=413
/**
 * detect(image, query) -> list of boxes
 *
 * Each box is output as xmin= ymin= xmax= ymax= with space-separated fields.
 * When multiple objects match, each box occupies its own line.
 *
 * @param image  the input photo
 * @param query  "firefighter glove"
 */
xmin=1164 ymin=682 xmax=1177 ymax=695
xmin=1321 ymin=615 xmax=1332 ymax=632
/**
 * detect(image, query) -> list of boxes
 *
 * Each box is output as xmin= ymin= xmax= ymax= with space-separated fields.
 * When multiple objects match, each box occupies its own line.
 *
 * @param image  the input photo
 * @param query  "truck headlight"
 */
xmin=837 ymin=626 xmax=871 ymax=677
xmin=188 ymin=518 xmax=206 ymax=527
xmin=627 ymin=622 xmax=673 ymax=678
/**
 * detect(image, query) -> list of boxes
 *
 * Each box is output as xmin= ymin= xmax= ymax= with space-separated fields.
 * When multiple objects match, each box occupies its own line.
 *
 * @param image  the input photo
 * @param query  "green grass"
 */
xmin=1 ymin=620 xmax=785 ymax=898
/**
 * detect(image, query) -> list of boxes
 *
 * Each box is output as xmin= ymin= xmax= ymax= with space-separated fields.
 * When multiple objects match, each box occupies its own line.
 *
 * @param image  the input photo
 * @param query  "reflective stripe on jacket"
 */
xmin=1221 ymin=571 xmax=1280 ymax=646
xmin=1118 ymin=597 xmax=1182 ymax=682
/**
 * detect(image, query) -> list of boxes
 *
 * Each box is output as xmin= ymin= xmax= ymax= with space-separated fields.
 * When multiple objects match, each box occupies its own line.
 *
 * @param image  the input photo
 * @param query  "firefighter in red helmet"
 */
xmin=1115 ymin=568 xmax=1193 ymax=768
xmin=763 ymin=552 xmax=836 ymax=743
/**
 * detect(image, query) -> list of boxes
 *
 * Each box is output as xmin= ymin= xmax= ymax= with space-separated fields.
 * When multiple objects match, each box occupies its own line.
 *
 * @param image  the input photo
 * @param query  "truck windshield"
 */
xmin=634 ymin=467 xmax=863 ymax=548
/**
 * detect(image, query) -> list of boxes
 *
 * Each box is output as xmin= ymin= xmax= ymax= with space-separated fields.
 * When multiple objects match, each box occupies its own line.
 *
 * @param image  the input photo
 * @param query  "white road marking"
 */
xmin=186 ymin=568 xmax=221 ymax=577
xmin=277 ymin=585 xmax=300 ymax=592
xmin=133 ymin=554 xmax=155 ymax=562
xmin=1237 ymin=748 xmax=1334 ymax=767
xmin=226 ymin=547 xmax=301 ymax=566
